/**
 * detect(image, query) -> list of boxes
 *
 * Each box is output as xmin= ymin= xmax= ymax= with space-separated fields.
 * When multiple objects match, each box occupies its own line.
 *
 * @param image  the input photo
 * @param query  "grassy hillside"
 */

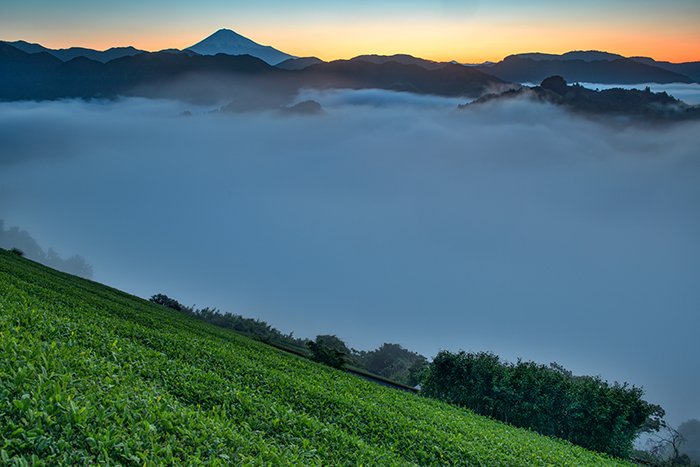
xmin=0 ymin=249 xmax=629 ymax=465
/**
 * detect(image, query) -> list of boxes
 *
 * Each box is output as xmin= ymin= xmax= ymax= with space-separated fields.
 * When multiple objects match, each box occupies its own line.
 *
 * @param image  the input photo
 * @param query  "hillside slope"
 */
xmin=0 ymin=249 xmax=628 ymax=465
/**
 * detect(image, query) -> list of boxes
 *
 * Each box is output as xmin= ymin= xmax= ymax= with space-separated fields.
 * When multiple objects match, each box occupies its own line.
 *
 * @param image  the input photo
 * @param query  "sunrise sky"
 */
xmin=1 ymin=0 xmax=699 ymax=63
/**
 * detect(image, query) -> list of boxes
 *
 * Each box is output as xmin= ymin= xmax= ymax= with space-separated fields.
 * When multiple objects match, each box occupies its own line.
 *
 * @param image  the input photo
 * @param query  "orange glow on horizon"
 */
xmin=7 ymin=21 xmax=699 ymax=64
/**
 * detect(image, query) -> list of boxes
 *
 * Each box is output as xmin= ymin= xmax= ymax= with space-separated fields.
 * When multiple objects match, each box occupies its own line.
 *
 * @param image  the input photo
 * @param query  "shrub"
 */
xmin=422 ymin=350 xmax=663 ymax=458
xmin=307 ymin=335 xmax=349 ymax=369
xmin=9 ymin=247 xmax=24 ymax=257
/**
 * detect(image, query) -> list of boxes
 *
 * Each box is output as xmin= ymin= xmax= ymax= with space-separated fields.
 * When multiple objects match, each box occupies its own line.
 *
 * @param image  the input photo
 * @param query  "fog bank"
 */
xmin=1 ymin=93 xmax=698 ymax=426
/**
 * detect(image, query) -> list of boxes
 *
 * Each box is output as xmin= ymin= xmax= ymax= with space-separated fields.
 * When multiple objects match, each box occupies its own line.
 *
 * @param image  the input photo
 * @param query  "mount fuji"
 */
xmin=186 ymin=28 xmax=295 ymax=65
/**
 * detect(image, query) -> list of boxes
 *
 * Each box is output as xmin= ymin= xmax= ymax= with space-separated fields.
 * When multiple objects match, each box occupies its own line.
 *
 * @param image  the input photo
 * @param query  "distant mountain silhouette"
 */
xmin=186 ymin=28 xmax=295 ymax=65
xmin=513 ymin=51 xmax=625 ymax=62
xmin=300 ymin=59 xmax=505 ymax=97
xmin=276 ymin=57 xmax=325 ymax=70
xmin=0 ymin=42 xmax=294 ymax=102
xmin=4 ymin=40 xmax=144 ymax=63
xmin=0 ymin=220 xmax=93 ymax=278
xmin=350 ymin=54 xmax=447 ymax=70
xmin=0 ymin=43 xmax=506 ymax=101
xmin=517 ymin=51 xmax=700 ymax=81
xmin=630 ymin=57 xmax=700 ymax=83
xmin=158 ymin=48 xmax=201 ymax=57
xmin=465 ymin=76 xmax=700 ymax=121
xmin=479 ymin=52 xmax=696 ymax=84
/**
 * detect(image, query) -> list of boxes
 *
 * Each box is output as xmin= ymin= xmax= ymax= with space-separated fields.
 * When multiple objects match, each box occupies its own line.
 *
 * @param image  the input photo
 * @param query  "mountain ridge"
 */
xmin=478 ymin=55 xmax=695 ymax=84
xmin=4 ymin=31 xmax=698 ymax=83
xmin=0 ymin=42 xmax=505 ymax=101
xmin=4 ymin=40 xmax=144 ymax=63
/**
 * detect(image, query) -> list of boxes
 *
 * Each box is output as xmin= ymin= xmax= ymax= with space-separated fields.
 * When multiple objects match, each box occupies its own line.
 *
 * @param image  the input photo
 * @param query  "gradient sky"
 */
xmin=1 ymin=0 xmax=699 ymax=63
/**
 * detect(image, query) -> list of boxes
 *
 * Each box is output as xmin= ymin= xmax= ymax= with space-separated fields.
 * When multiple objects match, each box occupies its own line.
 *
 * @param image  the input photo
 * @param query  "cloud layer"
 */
xmin=1 ymin=93 xmax=698 ymax=426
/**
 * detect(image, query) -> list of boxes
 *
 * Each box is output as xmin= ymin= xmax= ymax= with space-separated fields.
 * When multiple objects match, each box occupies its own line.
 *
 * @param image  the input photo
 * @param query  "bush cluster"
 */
xmin=422 ymin=350 xmax=664 ymax=458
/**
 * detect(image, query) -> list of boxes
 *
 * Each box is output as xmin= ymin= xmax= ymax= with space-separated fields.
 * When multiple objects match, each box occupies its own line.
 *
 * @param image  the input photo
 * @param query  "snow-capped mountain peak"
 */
xmin=186 ymin=28 xmax=295 ymax=65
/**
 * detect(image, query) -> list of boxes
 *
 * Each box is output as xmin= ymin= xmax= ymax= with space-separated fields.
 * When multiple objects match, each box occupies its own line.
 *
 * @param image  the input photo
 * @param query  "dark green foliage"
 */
xmin=149 ymin=293 xmax=187 ymax=311
xmin=422 ymin=350 xmax=664 ymax=458
xmin=149 ymin=293 xmax=305 ymax=348
xmin=9 ymin=247 xmax=24 ymax=257
xmin=150 ymin=294 xmax=423 ymax=385
xmin=307 ymin=335 xmax=349 ymax=369
xmin=351 ymin=343 xmax=428 ymax=386
xmin=0 ymin=249 xmax=630 ymax=465
xmin=467 ymin=77 xmax=700 ymax=121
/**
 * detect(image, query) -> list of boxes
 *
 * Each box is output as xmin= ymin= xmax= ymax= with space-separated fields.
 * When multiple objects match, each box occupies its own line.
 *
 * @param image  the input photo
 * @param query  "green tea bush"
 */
xmin=0 ymin=250 xmax=630 ymax=465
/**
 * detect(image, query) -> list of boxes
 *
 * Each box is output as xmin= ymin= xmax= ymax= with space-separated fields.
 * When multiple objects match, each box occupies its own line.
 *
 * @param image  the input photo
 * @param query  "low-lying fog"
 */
xmin=1 ymin=91 xmax=698 ymax=426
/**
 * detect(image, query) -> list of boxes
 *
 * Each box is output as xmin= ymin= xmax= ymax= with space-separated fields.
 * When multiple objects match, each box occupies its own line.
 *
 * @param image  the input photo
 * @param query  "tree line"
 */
xmin=148 ymin=294 xmax=426 ymax=386
xmin=421 ymin=350 xmax=663 ymax=458
xmin=149 ymin=292 xmax=671 ymax=460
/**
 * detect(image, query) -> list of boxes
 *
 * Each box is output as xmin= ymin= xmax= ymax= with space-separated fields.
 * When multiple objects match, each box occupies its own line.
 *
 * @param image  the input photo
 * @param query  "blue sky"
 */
xmin=2 ymin=0 xmax=698 ymax=61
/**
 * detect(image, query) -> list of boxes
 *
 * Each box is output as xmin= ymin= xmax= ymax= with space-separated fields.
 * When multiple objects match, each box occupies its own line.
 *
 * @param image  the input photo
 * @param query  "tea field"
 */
xmin=0 ymin=249 xmax=630 ymax=465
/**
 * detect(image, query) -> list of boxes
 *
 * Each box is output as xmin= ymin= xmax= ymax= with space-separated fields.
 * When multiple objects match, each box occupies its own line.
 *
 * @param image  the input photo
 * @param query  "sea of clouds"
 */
xmin=1 ymin=91 xmax=698 ymax=425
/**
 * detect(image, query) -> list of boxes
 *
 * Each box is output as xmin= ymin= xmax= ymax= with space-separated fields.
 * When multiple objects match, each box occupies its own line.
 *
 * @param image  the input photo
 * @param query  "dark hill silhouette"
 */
xmin=513 ymin=50 xmax=625 ymax=62
xmin=480 ymin=54 xmax=695 ymax=84
xmin=507 ymin=51 xmax=700 ymax=82
xmin=0 ymin=44 xmax=288 ymax=101
xmin=276 ymin=56 xmax=325 ymax=70
xmin=300 ymin=59 xmax=505 ymax=96
xmin=0 ymin=44 xmax=506 ymax=101
xmin=350 ymin=54 xmax=447 ymax=70
xmin=0 ymin=42 xmax=66 ymax=99
xmin=4 ymin=40 xmax=144 ymax=63
xmin=464 ymin=76 xmax=700 ymax=121
xmin=630 ymin=57 xmax=700 ymax=82
xmin=0 ymin=220 xmax=93 ymax=278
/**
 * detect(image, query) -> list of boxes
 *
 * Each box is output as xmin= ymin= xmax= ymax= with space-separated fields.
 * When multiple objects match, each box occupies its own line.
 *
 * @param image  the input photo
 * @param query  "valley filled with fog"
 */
xmin=1 ymin=92 xmax=698 ymax=426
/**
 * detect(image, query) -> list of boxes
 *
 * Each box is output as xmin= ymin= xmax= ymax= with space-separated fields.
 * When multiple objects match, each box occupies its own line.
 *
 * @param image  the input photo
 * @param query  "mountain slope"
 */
xmin=631 ymin=57 xmax=700 ymax=83
xmin=0 ymin=44 xmax=284 ymax=101
xmin=350 ymin=54 xmax=447 ymax=70
xmin=0 ymin=249 xmax=628 ymax=465
xmin=187 ymin=28 xmax=295 ymax=65
xmin=300 ymin=60 xmax=506 ymax=97
xmin=276 ymin=56 xmax=324 ymax=70
xmin=511 ymin=50 xmax=700 ymax=82
xmin=479 ymin=55 xmax=693 ymax=84
xmin=0 ymin=44 xmax=506 ymax=101
xmin=513 ymin=50 xmax=625 ymax=62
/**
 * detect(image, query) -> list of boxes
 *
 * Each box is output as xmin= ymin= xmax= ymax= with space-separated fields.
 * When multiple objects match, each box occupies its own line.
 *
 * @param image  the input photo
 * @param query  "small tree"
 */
xmin=149 ymin=293 xmax=189 ymax=312
xmin=9 ymin=247 xmax=24 ymax=257
xmin=307 ymin=335 xmax=349 ymax=369
xmin=647 ymin=422 xmax=692 ymax=466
